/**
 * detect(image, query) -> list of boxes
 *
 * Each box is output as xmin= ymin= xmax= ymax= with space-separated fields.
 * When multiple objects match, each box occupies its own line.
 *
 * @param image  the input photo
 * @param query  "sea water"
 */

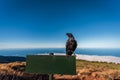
xmin=0 ymin=48 xmax=120 ymax=63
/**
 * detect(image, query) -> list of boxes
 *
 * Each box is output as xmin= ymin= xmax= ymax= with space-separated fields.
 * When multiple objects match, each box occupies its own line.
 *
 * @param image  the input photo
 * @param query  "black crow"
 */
xmin=66 ymin=33 xmax=77 ymax=56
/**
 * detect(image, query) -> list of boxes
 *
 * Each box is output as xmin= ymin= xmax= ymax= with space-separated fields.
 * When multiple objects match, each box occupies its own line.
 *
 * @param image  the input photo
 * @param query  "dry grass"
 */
xmin=76 ymin=60 xmax=120 ymax=70
xmin=0 ymin=62 xmax=25 ymax=75
xmin=0 ymin=60 xmax=120 ymax=80
xmin=55 ymin=60 xmax=120 ymax=80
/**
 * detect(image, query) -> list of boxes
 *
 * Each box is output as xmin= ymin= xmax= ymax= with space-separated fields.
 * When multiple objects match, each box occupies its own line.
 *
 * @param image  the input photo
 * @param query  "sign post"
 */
xmin=49 ymin=53 xmax=54 ymax=80
xmin=49 ymin=74 xmax=53 ymax=80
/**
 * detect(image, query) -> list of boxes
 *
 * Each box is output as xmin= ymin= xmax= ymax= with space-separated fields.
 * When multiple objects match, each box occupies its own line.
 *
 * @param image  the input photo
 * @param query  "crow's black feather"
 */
xmin=66 ymin=33 xmax=77 ymax=56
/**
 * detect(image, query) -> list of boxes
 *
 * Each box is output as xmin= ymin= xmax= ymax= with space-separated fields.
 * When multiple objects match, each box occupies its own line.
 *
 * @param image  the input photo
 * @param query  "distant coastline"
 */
xmin=0 ymin=48 xmax=120 ymax=63
xmin=0 ymin=56 xmax=25 ymax=63
xmin=39 ymin=53 xmax=120 ymax=64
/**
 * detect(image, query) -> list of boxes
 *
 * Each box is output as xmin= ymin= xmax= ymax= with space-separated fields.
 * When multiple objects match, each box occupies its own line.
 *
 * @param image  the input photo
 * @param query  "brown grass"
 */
xmin=0 ymin=60 xmax=120 ymax=80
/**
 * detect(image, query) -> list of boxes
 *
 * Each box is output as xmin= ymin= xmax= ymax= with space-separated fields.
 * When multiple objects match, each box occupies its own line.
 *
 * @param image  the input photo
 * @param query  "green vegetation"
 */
xmin=76 ymin=60 xmax=120 ymax=70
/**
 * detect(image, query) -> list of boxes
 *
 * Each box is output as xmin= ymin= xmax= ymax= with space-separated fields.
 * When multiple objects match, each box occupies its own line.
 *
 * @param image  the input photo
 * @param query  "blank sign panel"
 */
xmin=26 ymin=55 xmax=76 ymax=75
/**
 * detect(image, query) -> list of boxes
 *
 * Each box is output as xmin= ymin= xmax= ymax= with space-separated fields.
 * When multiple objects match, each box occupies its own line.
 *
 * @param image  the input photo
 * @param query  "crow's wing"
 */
xmin=66 ymin=40 xmax=77 ymax=52
xmin=72 ymin=40 xmax=77 ymax=51
xmin=70 ymin=40 xmax=77 ymax=52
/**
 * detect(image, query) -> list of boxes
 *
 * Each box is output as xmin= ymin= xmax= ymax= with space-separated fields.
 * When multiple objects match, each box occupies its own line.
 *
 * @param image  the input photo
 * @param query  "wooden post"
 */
xmin=49 ymin=74 xmax=53 ymax=80
xmin=49 ymin=53 xmax=54 ymax=80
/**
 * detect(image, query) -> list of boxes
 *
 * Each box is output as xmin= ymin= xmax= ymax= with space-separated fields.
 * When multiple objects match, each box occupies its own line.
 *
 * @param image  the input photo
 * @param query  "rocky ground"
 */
xmin=0 ymin=60 xmax=120 ymax=80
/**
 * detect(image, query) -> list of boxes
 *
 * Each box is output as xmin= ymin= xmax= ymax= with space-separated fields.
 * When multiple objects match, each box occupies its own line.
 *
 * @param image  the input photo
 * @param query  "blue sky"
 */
xmin=0 ymin=0 xmax=120 ymax=49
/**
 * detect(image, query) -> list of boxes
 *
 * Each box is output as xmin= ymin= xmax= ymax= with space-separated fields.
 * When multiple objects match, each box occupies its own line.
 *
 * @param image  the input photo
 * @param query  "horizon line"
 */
xmin=0 ymin=47 xmax=120 ymax=50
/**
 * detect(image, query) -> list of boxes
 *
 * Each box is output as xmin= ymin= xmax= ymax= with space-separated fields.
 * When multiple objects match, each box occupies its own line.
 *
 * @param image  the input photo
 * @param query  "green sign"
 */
xmin=26 ymin=55 xmax=76 ymax=75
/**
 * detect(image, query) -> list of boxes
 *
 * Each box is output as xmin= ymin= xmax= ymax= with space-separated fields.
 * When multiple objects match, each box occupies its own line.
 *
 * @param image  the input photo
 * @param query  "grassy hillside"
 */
xmin=0 ymin=60 xmax=120 ymax=80
xmin=56 ymin=60 xmax=120 ymax=80
xmin=76 ymin=60 xmax=120 ymax=70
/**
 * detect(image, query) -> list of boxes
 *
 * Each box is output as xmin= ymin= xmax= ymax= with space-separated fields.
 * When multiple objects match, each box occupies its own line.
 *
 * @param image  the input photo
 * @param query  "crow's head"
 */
xmin=66 ymin=33 xmax=74 ymax=38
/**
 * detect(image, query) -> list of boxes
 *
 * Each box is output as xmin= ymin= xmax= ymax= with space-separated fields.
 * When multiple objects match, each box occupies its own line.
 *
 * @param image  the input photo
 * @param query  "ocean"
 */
xmin=0 ymin=48 xmax=120 ymax=63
